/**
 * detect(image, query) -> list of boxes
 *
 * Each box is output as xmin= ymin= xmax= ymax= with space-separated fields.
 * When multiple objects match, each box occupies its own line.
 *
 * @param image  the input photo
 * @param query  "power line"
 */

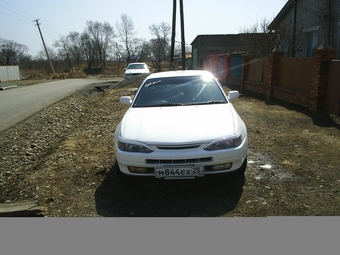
xmin=0 ymin=0 xmax=67 ymax=59
xmin=40 ymin=25 xmax=62 ymax=40
xmin=0 ymin=3 xmax=32 ymax=21
xmin=0 ymin=9 xmax=32 ymax=25
xmin=1 ymin=0 xmax=36 ymax=19
xmin=40 ymin=20 xmax=66 ymax=36
xmin=0 ymin=1 xmax=65 ymax=38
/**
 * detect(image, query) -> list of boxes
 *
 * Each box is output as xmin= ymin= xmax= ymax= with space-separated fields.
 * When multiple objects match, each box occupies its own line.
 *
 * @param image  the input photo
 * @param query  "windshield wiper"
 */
xmin=195 ymin=100 xmax=226 ymax=105
xmin=150 ymin=102 xmax=183 ymax=107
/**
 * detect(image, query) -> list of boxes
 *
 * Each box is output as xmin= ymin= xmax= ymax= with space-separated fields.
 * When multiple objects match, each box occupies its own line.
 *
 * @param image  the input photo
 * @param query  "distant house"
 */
xmin=268 ymin=0 xmax=340 ymax=59
xmin=190 ymin=35 xmax=244 ymax=70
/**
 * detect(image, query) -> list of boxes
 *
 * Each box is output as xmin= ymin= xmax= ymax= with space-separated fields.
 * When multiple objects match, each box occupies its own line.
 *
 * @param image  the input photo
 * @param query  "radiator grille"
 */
xmin=156 ymin=145 xmax=200 ymax=150
xmin=146 ymin=157 xmax=212 ymax=164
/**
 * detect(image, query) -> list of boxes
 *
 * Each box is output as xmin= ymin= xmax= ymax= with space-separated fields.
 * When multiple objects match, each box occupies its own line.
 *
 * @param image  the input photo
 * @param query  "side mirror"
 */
xmin=124 ymin=68 xmax=127 ymax=71
xmin=120 ymin=96 xmax=132 ymax=105
xmin=228 ymin=90 xmax=239 ymax=100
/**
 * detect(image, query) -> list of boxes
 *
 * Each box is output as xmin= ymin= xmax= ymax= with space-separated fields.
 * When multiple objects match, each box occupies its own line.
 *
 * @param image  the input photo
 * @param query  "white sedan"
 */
xmin=124 ymin=62 xmax=150 ymax=79
xmin=114 ymin=70 xmax=247 ymax=179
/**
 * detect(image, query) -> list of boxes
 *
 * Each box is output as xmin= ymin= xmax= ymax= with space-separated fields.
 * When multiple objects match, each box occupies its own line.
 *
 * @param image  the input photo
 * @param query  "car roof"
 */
xmin=128 ymin=62 xmax=147 ymax=65
xmin=145 ymin=70 xmax=214 ymax=79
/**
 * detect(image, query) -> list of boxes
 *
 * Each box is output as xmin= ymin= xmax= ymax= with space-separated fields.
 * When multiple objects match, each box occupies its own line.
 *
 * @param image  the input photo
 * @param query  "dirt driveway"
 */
xmin=0 ymin=76 xmax=339 ymax=217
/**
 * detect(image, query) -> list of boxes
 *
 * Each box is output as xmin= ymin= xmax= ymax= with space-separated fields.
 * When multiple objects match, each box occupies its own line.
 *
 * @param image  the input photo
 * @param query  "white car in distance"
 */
xmin=124 ymin=62 xmax=150 ymax=79
xmin=114 ymin=70 xmax=248 ymax=179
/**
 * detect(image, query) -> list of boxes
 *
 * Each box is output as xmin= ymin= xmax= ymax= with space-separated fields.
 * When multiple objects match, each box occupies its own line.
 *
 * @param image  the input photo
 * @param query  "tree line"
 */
xmin=1 ymin=14 xmax=188 ymax=73
xmin=1 ymin=14 xmax=303 ymax=73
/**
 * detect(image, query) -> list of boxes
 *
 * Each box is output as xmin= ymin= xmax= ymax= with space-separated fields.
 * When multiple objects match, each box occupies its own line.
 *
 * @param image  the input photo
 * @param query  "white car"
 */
xmin=114 ymin=70 xmax=248 ymax=179
xmin=124 ymin=62 xmax=150 ymax=79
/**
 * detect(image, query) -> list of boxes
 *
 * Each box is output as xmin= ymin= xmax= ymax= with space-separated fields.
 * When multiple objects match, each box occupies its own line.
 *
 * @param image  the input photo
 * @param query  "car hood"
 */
xmin=119 ymin=104 xmax=237 ymax=144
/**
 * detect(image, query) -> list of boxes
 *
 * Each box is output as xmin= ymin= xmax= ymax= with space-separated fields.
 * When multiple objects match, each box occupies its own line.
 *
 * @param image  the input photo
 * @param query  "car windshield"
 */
xmin=127 ymin=64 xmax=146 ymax=69
xmin=132 ymin=75 xmax=227 ymax=107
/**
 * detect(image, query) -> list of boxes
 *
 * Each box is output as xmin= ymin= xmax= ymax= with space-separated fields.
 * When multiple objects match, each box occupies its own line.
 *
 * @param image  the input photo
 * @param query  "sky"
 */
xmin=0 ymin=0 xmax=288 ymax=57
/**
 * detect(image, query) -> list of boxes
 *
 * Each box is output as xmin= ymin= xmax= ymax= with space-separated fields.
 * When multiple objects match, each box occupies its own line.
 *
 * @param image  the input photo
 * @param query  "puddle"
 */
xmin=246 ymin=149 xmax=306 ymax=184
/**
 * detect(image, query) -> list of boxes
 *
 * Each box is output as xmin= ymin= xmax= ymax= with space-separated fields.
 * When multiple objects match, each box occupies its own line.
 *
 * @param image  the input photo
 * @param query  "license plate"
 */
xmin=154 ymin=166 xmax=205 ymax=178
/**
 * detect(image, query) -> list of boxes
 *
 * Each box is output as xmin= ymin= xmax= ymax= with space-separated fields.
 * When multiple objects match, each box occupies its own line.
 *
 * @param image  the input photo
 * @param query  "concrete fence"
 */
xmin=0 ymin=66 xmax=21 ymax=82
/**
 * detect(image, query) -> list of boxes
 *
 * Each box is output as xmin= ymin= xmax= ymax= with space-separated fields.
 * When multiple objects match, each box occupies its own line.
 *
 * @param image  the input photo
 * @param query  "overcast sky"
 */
xmin=0 ymin=0 xmax=288 ymax=56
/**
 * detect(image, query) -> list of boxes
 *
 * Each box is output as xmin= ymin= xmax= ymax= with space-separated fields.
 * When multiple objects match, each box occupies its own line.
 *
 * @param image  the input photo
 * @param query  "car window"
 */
xmin=133 ymin=76 xmax=227 ymax=107
xmin=127 ymin=64 xmax=146 ymax=69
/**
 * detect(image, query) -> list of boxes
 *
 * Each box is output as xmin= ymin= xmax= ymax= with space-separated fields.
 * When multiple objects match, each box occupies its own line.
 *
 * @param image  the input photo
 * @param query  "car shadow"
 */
xmin=95 ymin=162 xmax=245 ymax=217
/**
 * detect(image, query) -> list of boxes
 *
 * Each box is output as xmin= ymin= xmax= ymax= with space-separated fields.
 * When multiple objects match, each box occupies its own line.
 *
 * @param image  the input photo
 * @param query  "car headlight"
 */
xmin=118 ymin=138 xmax=153 ymax=153
xmin=204 ymin=135 xmax=242 ymax=150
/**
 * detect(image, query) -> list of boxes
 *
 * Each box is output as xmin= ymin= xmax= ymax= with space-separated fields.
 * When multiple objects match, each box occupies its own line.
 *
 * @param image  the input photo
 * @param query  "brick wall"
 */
xmin=309 ymin=49 xmax=337 ymax=114
xmin=227 ymin=49 xmax=337 ymax=115
xmin=273 ymin=87 xmax=310 ymax=108
xmin=244 ymin=81 xmax=267 ymax=95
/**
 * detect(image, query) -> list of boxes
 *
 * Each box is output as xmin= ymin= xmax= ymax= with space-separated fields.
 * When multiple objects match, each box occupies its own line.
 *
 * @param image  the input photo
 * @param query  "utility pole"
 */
xmin=34 ymin=19 xmax=55 ymax=74
xmin=170 ymin=0 xmax=176 ymax=70
xmin=170 ymin=0 xmax=186 ymax=70
xmin=179 ymin=0 xmax=186 ymax=70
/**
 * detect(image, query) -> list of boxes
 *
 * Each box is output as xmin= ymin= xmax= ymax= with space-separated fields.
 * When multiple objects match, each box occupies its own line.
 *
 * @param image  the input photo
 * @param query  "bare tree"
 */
xmin=35 ymin=45 xmax=57 ymax=72
xmin=112 ymin=42 xmax=124 ymax=64
xmin=53 ymin=35 xmax=72 ymax=68
xmin=148 ymin=22 xmax=171 ymax=71
xmin=53 ymin=31 xmax=86 ymax=69
xmin=68 ymin=32 xmax=84 ymax=67
xmin=83 ymin=21 xmax=115 ymax=69
xmin=242 ymin=15 xmax=306 ymax=58
xmin=272 ymin=21 xmax=305 ymax=57
xmin=130 ymin=38 xmax=148 ymax=61
xmin=138 ymin=41 xmax=152 ymax=62
xmin=116 ymin=14 xmax=136 ymax=64
xmin=100 ymin=22 xmax=115 ymax=68
xmin=36 ymin=45 xmax=57 ymax=60
xmin=239 ymin=18 xmax=276 ymax=58
xmin=80 ymin=32 xmax=95 ymax=69
xmin=0 ymin=38 xmax=29 ymax=65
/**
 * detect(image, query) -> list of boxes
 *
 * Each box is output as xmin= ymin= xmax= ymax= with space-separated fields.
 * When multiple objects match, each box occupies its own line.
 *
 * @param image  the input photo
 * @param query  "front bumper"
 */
xmin=115 ymin=137 xmax=248 ymax=177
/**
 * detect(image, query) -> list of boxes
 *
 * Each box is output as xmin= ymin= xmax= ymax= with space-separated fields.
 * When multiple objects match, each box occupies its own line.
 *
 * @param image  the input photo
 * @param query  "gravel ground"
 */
xmin=0 ymin=75 xmax=339 ymax=217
